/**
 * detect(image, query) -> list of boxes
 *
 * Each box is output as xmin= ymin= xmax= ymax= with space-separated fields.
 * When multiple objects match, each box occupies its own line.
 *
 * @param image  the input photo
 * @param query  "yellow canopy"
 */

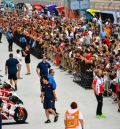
xmin=87 ymin=9 xmax=100 ymax=16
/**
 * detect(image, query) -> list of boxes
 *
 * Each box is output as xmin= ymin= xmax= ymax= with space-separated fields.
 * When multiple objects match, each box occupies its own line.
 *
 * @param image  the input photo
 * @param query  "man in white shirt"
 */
xmin=16 ymin=49 xmax=22 ymax=79
xmin=64 ymin=102 xmax=84 ymax=129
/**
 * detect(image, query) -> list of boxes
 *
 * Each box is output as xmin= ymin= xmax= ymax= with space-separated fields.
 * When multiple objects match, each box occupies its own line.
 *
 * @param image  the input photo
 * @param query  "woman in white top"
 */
xmin=16 ymin=49 xmax=22 ymax=79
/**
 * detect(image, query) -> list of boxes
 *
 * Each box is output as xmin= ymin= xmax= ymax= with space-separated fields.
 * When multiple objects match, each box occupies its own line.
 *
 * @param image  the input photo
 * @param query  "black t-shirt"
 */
xmin=6 ymin=58 xmax=19 ymax=74
xmin=42 ymin=83 xmax=55 ymax=100
xmin=37 ymin=61 xmax=51 ymax=76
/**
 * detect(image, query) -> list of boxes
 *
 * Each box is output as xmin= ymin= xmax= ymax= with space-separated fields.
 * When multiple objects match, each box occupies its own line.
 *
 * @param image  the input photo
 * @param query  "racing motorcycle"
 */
xmin=0 ymin=81 xmax=28 ymax=123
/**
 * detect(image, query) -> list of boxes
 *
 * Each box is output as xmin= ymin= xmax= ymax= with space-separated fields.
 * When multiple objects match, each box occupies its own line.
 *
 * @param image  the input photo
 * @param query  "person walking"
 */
xmin=23 ymin=45 xmax=31 ymax=75
xmin=36 ymin=55 xmax=51 ymax=90
xmin=64 ymin=102 xmax=84 ymax=129
xmin=16 ymin=49 xmax=22 ymax=79
xmin=48 ymin=69 xmax=58 ymax=114
xmin=41 ymin=76 xmax=58 ymax=123
xmin=0 ymin=24 xmax=3 ymax=43
xmin=92 ymin=69 xmax=106 ymax=118
xmin=5 ymin=53 xmax=20 ymax=91
xmin=6 ymin=29 xmax=13 ymax=52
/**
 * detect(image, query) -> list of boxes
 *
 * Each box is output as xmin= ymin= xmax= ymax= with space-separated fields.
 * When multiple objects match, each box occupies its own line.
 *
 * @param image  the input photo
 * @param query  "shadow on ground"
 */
xmin=2 ymin=122 xmax=29 ymax=125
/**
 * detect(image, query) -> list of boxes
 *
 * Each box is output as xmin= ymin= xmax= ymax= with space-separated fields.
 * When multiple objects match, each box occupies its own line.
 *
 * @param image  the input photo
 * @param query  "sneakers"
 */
xmin=96 ymin=114 xmax=107 ymax=118
xmin=45 ymin=114 xmax=59 ymax=123
xmin=45 ymin=119 xmax=51 ymax=123
xmin=54 ymin=115 xmax=59 ymax=122
xmin=100 ymin=114 xmax=107 ymax=118
xmin=96 ymin=115 xmax=101 ymax=118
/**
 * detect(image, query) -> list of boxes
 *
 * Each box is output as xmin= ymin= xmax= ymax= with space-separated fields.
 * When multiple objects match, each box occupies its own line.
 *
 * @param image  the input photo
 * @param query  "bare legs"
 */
xmin=26 ymin=63 xmax=30 ymax=74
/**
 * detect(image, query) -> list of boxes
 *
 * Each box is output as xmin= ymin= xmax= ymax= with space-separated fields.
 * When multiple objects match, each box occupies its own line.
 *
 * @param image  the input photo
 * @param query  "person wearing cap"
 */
xmin=64 ymin=102 xmax=84 ymax=129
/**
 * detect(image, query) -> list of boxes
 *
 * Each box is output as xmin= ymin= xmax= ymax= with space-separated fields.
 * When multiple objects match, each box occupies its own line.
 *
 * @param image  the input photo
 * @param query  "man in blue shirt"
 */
xmin=5 ymin=53 xmax=20 ymax=91
xmin=6 ymin=29 xmax=13 ymax=52
xmin=48 ymin=69 xmax=58 ymax=114
xmin=48 ymin=69 xmax=57 ymax=89
xmin=36 ymin=56 xmax=51 ymax=77
xmin=36 ymin=56 xmax=51 ymax=89
xmin=41 ymin=76 xmax=58 ymax=123
xmin=100 ymin=30 xmax=106 ymax=39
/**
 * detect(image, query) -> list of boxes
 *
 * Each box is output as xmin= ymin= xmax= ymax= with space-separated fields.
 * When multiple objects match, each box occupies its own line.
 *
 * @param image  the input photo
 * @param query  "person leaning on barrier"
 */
xmin=64 ymin=102 xmax=84 ymax=129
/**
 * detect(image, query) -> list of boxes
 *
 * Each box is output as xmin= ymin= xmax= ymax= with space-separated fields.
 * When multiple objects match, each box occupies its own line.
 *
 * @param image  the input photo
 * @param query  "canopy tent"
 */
xmin=46 ymin=4 xmax=57 ymax=11
xmin=32 ymin=4 xmax=43 ymax=11
xmin=33 ymin=4 xmax=41 ymax=7
xmin=86 ymin=8 xmax=118 ymax=24
xmin=55 ymin=6 xmax=64 ymax=13
xmin=87 ymin=8 xmax=100 ymax=16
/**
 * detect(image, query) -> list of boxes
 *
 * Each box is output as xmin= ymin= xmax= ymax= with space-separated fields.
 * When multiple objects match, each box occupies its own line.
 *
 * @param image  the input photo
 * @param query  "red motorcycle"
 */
xmin=0 ymin=82 xmax=28 ymax=123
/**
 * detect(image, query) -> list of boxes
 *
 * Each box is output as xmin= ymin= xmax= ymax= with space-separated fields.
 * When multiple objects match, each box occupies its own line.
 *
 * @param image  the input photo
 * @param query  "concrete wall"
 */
xmin=12 ymin=0 xmax=64 ymax=6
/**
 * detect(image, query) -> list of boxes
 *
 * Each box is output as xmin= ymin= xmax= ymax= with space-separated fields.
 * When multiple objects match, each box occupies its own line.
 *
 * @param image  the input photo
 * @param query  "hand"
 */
xmin=95 ymin=92 xmax=99 ymax=96
xmin=5 ymin=71 xmax=7 ymax=75
xmin=55 ymin=97 xmax=57 ymax=101
xmin=41 ymin=99 xmax=44 ymax=103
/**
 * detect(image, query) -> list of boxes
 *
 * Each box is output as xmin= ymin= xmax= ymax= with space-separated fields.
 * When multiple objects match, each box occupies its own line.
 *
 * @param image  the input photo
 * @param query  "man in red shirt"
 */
xmin=104 ymin=36 xmax=111 ymax=47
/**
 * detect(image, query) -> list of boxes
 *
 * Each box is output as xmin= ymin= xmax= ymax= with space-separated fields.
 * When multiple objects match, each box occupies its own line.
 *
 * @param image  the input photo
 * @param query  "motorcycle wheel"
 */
xmin=14 ymin=107 xmax=28 ymax=123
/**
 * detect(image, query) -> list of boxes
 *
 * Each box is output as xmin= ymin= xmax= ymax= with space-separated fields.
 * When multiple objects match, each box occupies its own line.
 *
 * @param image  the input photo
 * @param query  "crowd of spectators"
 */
xmin=0 ymin=9 xmax=120 ymax=111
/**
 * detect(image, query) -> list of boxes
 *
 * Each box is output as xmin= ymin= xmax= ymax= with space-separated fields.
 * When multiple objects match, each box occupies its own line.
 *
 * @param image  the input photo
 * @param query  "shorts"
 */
xmin=43 ymin=99 xmax=54 ymax=109
xmin=118 ymin=92 xmax=120 ymax=100
xmin=8 ymin=74 xmax=17 ymax=80
xmin=110 ymin=83 xmax=116 ymax=93
xmin=25 ymin=58 xmax=30 ymax=64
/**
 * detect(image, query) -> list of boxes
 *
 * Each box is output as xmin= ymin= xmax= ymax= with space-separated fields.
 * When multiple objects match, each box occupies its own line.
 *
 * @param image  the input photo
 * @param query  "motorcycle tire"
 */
xmin=14 ymin=107 xmax=28 ymax=123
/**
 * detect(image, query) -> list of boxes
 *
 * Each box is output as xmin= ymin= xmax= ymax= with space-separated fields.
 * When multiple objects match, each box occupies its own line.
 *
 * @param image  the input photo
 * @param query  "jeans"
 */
xmin=8 ymin=39 xmax=13 ymax=51
xmin=95 ymin=93 xmax=103 ymax=115
xmin=0 ymin=33 xmax=2 ymax=42
xmin=0 ymin=114 xmax=2 ymax=129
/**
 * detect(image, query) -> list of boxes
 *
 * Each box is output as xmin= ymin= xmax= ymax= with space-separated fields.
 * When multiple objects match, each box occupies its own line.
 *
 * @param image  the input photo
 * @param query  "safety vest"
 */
xmin=65 ymin=110 xmax=79 ymax=128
